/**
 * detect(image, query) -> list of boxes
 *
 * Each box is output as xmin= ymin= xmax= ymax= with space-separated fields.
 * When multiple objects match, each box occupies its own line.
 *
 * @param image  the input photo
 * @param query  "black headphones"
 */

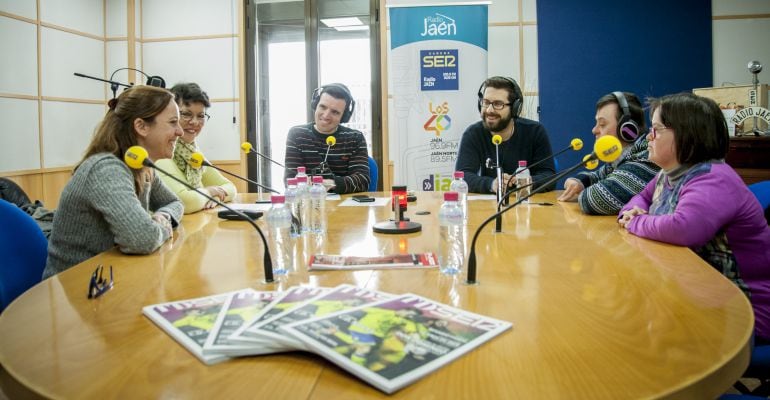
xmin=612 ymin=91 xmax=640 ymax=143
xmin=311 ymin=83 xmax=356 ymax=123
xmin=477 ymin=76 xmax=523 ymax=118
xmin=146 ymin=76 xmax=166 ymax=89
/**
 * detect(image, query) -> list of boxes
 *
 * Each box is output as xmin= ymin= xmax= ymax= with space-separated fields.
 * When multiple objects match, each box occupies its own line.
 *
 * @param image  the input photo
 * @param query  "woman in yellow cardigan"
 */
xmin=156 ymin=83 xmax=236 ymax=213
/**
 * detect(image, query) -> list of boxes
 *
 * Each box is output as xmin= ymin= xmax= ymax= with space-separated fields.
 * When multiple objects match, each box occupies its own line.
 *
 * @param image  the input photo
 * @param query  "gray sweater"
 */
xmin=44 ymin=153 xmax=183 ymax=279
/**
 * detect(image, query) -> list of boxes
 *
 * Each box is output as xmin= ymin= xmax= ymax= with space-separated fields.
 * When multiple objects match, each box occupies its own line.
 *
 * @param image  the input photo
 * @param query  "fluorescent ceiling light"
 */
xmin=321 ymin=17 xmax=362 ymax=27
xmin=335 ymin=25 xmax=369 ymax=31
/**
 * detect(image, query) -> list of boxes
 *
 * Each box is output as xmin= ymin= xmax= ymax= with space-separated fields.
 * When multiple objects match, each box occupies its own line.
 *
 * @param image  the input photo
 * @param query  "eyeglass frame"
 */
xmin=87 ymin=264 xmax=114 ymax=299
xmin=648 ymin=125 xmax=672 ymax=140
xmin=179 ymin=110 xmax=211 ymax=123
xmin=479 ymin=99 xmax=511 ymax=110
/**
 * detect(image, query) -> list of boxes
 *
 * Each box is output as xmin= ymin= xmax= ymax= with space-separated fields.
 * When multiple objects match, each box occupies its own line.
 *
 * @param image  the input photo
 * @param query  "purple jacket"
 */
xmin=621 ymin=162 xmax=770 ymax=340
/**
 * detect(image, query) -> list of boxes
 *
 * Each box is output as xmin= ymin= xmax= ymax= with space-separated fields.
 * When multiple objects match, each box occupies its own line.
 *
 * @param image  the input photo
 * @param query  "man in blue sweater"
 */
xmin=455 ymin=76 xmax=556 ymax=194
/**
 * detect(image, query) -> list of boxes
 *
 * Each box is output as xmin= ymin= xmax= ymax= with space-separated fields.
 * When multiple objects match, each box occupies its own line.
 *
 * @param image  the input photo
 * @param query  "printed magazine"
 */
xmin=309 ymin=253 xmax=438 ymax=271
xmin=202 ymin=289 xmax=279 ymax=356
xmin=245 ymin=284 xmax=392 ymax=350
xmin=142 ymin=292 xmax=232 ymax=365
xmin=227 ymin=286 xmax=330 ymax=351
xmin=281 ymin=293 xmax=512 ymax=394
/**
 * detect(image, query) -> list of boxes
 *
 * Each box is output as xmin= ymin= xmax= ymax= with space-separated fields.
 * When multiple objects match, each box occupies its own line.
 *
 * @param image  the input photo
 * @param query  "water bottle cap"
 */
xmin=271 ymin=194 xmax=286 ymax=204
xmin=518 ymin=160 xmax=527 ymax=167
xmin=312 ymin=175 xmax=324 ymax=184
xmin=453 ymin=171 xmax=464 ymax=179
xmin=444 ymin=191 xmax=459 ymax=201
xmin=287 ymin=178 xmax=298 ymax=185
xmin=297 ymin=166 xmax=306 ymax=173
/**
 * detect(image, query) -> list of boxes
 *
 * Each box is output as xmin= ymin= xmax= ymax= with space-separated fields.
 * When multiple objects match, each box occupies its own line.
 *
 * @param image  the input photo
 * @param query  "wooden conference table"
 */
xmin=0 ymin=191 xmax=753 ymax=399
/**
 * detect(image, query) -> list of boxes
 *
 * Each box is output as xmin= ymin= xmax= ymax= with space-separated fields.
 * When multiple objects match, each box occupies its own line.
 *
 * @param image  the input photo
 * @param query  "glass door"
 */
xmin=245 ymin=0 xmax=380 ymax=192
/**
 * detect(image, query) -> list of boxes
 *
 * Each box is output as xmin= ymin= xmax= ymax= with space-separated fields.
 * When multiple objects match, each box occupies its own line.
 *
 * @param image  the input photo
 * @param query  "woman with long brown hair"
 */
xmin=44 ymin=86 xmax=184 ymax=278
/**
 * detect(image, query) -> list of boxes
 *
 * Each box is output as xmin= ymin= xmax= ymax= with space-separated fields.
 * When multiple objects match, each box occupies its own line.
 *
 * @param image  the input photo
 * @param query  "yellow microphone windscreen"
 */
xmin=594 ymin=135 xmax=622 ymax=162
xmin=570 ymin=138 xmax=584 ymax=151
xmin=583 ymin=154 xmax=599 ymax=170
xmin=326 ymin=136 xmax=336 ymax=146
xmin=240 ymin=142 xmax=252 ymax=153
xmin=188 ymin=152 xmax=205 ymax=169
xmin=491 ymin=135 xmax=503 ymax=145
xmin=124 ymin=146 xmax=148 ymax=170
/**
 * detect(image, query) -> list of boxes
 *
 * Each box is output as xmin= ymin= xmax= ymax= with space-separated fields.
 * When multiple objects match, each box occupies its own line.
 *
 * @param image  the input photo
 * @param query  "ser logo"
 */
xmin=423 ymin=102 xmax=452 ymax=137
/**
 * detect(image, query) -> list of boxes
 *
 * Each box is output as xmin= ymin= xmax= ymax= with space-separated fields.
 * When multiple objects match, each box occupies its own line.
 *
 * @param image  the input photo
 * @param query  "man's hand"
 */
xmin=322 ymin=179 xmax=336 ymax=191
xmin=557 ymin=178 xmax=584 ymax=202
xmin=491 ymin=173 xmax=515 ymax=193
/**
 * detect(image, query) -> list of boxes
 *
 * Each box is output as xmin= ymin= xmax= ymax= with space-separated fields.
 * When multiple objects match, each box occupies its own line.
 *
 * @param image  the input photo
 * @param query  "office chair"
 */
xmin=368 ymin=156 xmax=378 ymax=192
xmin=0 ymin=199 xmax=48 ymax=313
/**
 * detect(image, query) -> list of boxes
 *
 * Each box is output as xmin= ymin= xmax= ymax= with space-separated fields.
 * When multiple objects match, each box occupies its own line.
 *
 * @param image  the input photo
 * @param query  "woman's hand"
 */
xmin=618 ymin=206 xmax=647 ymax=229
xmin=152 ymin=211 xmax=173 ymax=239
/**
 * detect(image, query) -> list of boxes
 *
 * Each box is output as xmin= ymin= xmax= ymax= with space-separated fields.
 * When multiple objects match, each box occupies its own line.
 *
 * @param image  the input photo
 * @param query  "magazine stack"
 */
xmin=143 ymin=284 xmax=512 ymax=394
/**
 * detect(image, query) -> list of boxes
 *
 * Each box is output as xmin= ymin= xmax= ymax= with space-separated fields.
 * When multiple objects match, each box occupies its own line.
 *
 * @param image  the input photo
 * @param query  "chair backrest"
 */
xmin=368 ymin=156 xmax=378 ymax=192
xmin=0 ymin=199 xmax=48 ymax=312
xmin=748 ymin=180 xmax=770 ymax=211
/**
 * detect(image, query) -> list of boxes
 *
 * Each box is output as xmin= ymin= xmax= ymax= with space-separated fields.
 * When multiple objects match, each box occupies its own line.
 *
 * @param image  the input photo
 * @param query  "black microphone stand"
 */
xmin=466 ymin=158 xmax=592 ymax=285
xmin=246 ymin=147 xmax=285 ymax=168
xmin=74 ymin=72 xmax=132 ymax=98
xmin=147 ymin=160 xmax=275 ymax=283
xmin=199 ymin=160 xmax=280 ymax=194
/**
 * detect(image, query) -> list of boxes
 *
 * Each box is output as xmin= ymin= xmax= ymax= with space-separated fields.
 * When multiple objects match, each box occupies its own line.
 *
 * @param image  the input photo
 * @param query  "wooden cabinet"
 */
xmin=726 ymin=136 xmax=770 ymax=184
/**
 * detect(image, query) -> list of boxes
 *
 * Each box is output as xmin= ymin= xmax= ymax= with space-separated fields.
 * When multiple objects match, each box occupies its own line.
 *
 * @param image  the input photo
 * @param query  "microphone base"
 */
xmin=463 ymin=279 xmax=480 ymax=286
xmin=373 ymin=220 xmax=422 ymax=234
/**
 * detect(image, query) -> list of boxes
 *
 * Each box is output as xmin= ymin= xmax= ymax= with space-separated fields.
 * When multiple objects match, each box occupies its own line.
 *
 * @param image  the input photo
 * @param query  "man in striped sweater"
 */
xmin=284 ymin=83 xmax=370 ymax=194
xmin=557 ymin=92 xmax=659 ymax=215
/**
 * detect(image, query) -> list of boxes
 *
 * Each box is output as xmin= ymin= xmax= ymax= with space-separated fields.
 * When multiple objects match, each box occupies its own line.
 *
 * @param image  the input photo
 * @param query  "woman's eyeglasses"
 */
xmin=87 ymin=265 xmax=114 ymax=299
xmin=180 ymin=111 xmax=210 ymax=123
xmin=649 ymin=125 xmax=672 ymax=140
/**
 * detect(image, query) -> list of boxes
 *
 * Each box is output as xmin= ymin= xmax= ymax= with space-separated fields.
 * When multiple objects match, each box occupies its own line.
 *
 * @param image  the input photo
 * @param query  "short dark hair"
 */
xmin=595 ymin=92 xmax=646 ymax=130
xmin=480 ymin=76 xmax=522 ymax=107
xmin=648 ymin=93 xmax=729 ymax=165
xmin=319 ymin=84 xmax=352 ymax=105
xmin=169 ymin=82 xmax=211 ymax=108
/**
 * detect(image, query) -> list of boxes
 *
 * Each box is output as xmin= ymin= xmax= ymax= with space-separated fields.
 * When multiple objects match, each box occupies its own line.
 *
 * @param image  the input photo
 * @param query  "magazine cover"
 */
xmin=142 ymin=292 xmax=231 ymax=365
xmin=247 ymin=284 xmax=393 ymax=350
xmin=202 ymin=289 xmax=280 ymax=356
xmin=282 ymin=293 xmax=512 ymax=394
xmin=227 ymin=286 xmax=330 ymax=349
xmin=309 ymin=253 xmax=438 ymax=271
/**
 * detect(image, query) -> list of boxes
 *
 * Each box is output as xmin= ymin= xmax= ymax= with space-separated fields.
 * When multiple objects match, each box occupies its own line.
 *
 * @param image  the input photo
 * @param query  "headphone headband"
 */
xmin=477 ymin=76 xmax=523 ymax=118
xmin=311 ymin=83 xmax=356 ymax=123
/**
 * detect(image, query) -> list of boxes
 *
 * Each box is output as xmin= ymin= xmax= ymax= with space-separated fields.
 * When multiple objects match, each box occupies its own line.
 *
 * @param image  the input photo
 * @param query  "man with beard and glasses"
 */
xmin=455 ymin=76 xmax=556 ymax=194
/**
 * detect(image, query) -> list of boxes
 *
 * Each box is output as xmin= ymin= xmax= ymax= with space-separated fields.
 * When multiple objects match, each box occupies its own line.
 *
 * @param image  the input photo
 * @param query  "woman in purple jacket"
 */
xmin=618 ymin=93 xmax=770 ymax=343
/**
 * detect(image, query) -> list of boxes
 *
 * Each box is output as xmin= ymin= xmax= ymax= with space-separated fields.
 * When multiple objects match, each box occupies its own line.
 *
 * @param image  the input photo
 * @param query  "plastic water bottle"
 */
xmin=308 ymin=175 xmax=327 ymax=234
xmin=515 ymin=160 xmax=531 ymax=203
xmin=295 ymin=166 xmax=309 ymax=185
xmin=438 ymin=191 xmax=465 ymax=275
xmin=295 ymin=167 xmax=310 ymax=234
xmin=266 ymin=194 xmax=293 ymax=276
xmin=284 ymin=178 xmax=301 ymax=237
xmin=448 ymin=171 xmax=469 ymax=222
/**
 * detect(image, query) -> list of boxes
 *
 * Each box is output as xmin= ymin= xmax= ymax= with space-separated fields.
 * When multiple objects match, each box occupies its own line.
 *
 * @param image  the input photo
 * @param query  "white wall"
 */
xmin=0 ymin=0 xmax=242 ymax=177
xmin=0 ymin=0 xmax=106 ymax=173
xmin=712 ymin=0 xmax=770 ymax=88
xmin=140 ymin=0 xmax=241 ymax=162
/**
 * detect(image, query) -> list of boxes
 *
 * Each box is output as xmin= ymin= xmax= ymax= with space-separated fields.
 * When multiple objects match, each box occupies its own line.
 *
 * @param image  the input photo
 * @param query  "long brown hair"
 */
xmin=81 ymin=86 xmax=174 ymax=193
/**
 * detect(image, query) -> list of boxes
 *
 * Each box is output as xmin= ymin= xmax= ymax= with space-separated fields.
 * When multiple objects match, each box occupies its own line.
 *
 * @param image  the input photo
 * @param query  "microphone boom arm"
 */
xmin=151 ymin=163 xmax=275 ymax=283
xmin=203 ymin=161 xmax=280 ymax=194
xmin=467 ymin=159 xmax=589 ymax=284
